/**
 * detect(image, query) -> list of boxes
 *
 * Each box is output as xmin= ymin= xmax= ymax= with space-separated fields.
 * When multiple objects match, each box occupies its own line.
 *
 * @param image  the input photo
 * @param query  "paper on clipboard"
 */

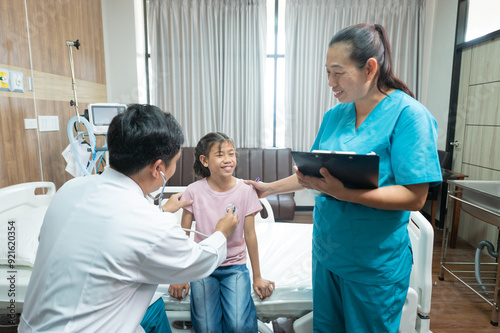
xmin=291 ymin=150 xmax=379 ymax=189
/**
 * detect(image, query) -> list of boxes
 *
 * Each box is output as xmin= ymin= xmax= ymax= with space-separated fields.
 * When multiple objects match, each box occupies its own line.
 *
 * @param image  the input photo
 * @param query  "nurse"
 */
xmin=246 ymin=23 xmax=442 ymax=332
xmin=19 ymin=104 xmax=239 ymax=332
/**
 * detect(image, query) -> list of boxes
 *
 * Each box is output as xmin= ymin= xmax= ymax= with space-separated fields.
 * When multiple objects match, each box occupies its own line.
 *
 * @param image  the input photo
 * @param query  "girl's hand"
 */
xmin=253 ymin=277 xmax=275 ymax=300
xmin=162 ymin=192 xmax=193 ymax=213
xmin=295 ymin=166 xmax=346 ymax=200
xmin=168 ymin=283 xmax=190 ymax=300
xmin=244 ymin=179 xmax=272 ymax=199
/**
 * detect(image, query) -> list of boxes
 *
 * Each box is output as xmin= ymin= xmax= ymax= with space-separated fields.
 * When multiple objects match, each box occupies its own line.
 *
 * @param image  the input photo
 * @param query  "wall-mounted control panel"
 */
xmin=0 ymin=68 xmax=25 ymax=93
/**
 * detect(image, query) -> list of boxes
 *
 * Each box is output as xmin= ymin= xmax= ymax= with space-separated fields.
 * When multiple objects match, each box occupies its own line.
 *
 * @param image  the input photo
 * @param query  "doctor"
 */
xmin=19 ymin=104 xmax=239 ymax=332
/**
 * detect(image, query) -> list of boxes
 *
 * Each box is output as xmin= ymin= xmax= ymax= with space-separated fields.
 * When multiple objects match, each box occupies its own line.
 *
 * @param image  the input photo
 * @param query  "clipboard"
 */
xmin=291 ymin=151 xmax=379 ymax=189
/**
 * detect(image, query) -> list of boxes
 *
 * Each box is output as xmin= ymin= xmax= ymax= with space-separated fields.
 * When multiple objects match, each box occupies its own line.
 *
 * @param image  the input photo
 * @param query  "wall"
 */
xmin=420 ymin=0 xmax=458 ymax=151
xmin=0 ymin=0 xmax=107 ymax=189
xmin=102 ymin=0 xmax=147 ymax=104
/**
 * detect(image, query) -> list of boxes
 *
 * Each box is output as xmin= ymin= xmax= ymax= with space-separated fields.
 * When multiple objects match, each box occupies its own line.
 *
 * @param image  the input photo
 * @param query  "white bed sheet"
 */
xmin=158 ymin=222 xmax=313 ymax=322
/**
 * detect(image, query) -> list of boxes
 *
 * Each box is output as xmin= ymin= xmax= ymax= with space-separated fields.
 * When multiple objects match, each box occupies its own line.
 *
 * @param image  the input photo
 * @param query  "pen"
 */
xmin=255 ymin=177 xmax=260 ymax=182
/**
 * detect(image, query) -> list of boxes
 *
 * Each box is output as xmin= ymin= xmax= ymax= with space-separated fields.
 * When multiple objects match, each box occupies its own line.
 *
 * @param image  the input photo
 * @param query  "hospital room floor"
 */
xmin=431 ymin=229 xmax=500 ymax=333
xmin=0 ymin=314 xmax=18 ymax=332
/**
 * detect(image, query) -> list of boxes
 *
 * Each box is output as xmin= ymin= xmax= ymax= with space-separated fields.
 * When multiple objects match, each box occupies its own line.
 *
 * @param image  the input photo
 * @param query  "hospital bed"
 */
xmin=0 ymin=182 xmax=56 ymax=317
xmin=0 ymin=182 xmax=433 ymax=333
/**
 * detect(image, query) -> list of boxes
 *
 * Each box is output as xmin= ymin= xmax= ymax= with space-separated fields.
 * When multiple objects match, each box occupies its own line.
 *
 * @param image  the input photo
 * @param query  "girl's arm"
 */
xmin=244 ymin=214 xmax=275 ymax=300
xmin=168 ymin=209 xmax=194 ymax=300
xmin=181 ymin=209 xmax=194 ymax=236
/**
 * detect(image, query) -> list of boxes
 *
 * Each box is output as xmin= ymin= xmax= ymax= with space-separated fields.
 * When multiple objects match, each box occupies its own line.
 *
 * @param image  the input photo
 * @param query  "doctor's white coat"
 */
xmin=19 ymin=168 xmax=227 ymax=332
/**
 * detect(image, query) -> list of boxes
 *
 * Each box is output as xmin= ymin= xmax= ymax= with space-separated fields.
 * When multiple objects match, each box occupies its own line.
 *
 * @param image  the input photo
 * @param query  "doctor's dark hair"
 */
xmin=193 ymin=132 xmax=235 ymax=178
xmin=107 ymin=104 xmax=184 ymax=176
xmin=329 ymin=23 xmax=415 ymax=98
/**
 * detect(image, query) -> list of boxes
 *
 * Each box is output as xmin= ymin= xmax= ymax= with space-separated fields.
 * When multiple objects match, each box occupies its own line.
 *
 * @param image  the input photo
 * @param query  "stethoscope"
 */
xmin=157 ymin=169 xmax=220 ymax=239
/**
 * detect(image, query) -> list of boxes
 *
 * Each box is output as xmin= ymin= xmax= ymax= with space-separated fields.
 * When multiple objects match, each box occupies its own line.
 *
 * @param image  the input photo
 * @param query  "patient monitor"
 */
xmin=88 ymin=103 xmax=126 ymax=135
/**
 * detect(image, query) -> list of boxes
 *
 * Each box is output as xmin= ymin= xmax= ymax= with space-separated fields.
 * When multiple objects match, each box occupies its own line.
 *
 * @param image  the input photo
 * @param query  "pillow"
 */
xmin=0 ymin=206 xmax=48 ymax=267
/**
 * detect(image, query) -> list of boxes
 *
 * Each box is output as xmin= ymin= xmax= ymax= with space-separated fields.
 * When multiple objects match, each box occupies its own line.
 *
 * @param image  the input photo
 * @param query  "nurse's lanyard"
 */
xmin=158 ymin=170 xmax=209 ymax=238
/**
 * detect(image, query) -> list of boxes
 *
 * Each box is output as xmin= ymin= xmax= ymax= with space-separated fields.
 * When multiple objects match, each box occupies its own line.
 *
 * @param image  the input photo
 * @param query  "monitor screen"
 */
xmin=91 ymin=105 xmax=125 ymax=126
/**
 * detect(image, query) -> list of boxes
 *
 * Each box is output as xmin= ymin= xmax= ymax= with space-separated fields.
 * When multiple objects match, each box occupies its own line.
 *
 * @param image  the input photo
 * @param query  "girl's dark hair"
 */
xmin=107 ymin=104 xmax=184 ymax=176
xmin=329 ymin=23 xmax=415 ymax=98
xmin=193 ymin=132 xmax=235 ymax=178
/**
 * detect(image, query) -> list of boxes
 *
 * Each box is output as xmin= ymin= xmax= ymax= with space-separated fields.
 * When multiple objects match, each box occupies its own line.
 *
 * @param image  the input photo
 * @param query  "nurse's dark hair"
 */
xmin=107 ymin=104 xmax=184 ymax=176
xmin=329 ymin=23 xmax=415 ymax=98
xmin=193 ymin=132 xmax=235 ymax=178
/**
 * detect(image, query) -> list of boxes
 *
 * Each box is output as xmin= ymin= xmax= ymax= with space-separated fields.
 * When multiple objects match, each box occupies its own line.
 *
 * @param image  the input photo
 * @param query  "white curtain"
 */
xmin=149 ymin=0 xmax=267 ymax=147
xmin=285 ymin=0 xmax=425 ymax=151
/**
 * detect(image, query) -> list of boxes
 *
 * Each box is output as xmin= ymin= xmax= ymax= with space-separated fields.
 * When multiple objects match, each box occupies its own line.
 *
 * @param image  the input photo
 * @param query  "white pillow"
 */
xmin=0 ymin=206 xmax=48 ymax=267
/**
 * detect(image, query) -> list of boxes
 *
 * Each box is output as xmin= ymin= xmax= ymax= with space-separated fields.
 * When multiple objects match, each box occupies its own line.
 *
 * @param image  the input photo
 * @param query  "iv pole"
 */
xmin=66 ymin=39 xmax=81 ymax=125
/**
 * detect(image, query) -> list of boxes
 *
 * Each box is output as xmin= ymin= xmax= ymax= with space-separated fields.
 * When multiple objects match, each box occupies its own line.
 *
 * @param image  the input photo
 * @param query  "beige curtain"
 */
xmin=285 ymin=0 xmax=425 ymax=151
xmin=148 ymin=0 xmax=267 ymax=147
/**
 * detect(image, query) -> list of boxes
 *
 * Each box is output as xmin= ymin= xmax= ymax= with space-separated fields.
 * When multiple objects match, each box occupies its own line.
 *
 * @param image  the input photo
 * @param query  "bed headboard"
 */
xmin=167 ymin=147 xmax=296 ymax=220
xmin=0 ymin=182 xmax=55 ymax=221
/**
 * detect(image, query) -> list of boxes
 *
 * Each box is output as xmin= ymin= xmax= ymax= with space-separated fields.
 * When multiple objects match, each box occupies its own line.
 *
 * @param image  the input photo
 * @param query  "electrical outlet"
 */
xmin=0 ymin=68 xmax=9 ymax=91
xmin=38 ymin=116 xmax=59 ymax=132
xmin=24 ymin=119 xmax=37 ymax=129
xmin=9 ymin=71 xmax=24 ymax=93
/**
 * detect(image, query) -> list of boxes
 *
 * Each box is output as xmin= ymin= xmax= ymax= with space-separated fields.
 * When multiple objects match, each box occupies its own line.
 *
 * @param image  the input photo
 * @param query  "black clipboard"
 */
xmin=291 ymin=151 xmax=379 ymax=189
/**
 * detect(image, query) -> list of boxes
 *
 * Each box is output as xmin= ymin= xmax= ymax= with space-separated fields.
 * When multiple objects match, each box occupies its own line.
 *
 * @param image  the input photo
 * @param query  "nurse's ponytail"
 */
xmin=329 ymin=23 xmax=415 ymax=98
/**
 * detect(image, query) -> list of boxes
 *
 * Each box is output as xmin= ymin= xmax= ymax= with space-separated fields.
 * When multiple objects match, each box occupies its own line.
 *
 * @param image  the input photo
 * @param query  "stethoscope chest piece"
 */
xmin=226 ymin=204 xmax=236 ymax=213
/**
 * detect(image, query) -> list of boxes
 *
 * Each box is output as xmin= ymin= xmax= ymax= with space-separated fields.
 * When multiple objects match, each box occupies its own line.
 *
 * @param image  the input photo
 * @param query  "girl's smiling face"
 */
xmin=200 ymin=140 xmax=237 ymax=179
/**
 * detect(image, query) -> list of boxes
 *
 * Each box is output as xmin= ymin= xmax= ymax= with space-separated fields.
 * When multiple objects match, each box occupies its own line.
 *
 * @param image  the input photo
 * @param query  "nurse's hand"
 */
xmin=244 ymin=179 xmax=272 ymax=199
xmin=161 ymin=192 xmax=193 ymax=213
xmin=168 ymin=283 xmax=190 ymax=300
xmin=215 ymin=209 xmax=239 ymax=239
xmin=295 ymin=166 xmax=346 ymax=200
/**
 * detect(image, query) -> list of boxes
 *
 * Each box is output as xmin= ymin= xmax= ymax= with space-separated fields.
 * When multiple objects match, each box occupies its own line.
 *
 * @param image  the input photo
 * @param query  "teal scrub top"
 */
xmin=311 ymin=90 xmax=442 ymax=285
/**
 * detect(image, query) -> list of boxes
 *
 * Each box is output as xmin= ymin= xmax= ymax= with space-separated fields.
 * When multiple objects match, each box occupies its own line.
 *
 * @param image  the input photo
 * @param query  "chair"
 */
xmin=426 ymin=150 xmax=450 ymax=228
xmin=255 ymin=198 xmax=275 ymax=223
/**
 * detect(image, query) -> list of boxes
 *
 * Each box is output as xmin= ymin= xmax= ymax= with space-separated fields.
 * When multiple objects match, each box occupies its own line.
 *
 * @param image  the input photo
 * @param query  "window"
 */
xmin=465 ymin=0 xmax=500 ymax=42
xmin=145 ymin=0 xmax=287 ymax=147
xmin=264 ymin=0 xmax=286 ymax=147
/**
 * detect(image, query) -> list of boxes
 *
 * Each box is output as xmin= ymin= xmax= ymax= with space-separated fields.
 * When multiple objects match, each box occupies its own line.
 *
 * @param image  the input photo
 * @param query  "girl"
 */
xmin=169 ymin=132 xmax=275 ymax=332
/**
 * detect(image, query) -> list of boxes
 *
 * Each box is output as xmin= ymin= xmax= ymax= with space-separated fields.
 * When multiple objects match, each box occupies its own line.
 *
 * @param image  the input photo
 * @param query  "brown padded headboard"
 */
xmin=167 ymin=147 xmax=296 ymax=220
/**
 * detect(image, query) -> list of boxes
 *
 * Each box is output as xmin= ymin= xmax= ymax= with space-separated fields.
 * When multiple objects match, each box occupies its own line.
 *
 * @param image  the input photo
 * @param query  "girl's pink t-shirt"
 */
xmin=181 ymin=178 xmax=262 ymax=266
